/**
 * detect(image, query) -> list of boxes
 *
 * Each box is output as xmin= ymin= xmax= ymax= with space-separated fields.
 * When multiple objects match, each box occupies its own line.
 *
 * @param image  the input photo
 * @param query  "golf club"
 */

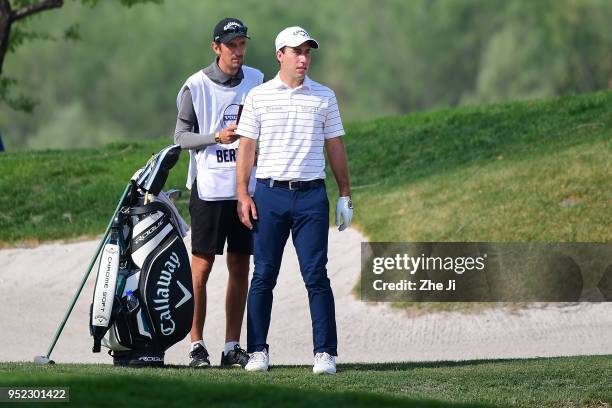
xmin=33 ymin=183 xmax=131 ymax=365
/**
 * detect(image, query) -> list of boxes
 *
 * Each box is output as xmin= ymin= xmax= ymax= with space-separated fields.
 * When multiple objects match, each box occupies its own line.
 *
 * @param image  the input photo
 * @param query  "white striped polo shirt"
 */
xmin=236 ymin=74 xmax=345 ymax=181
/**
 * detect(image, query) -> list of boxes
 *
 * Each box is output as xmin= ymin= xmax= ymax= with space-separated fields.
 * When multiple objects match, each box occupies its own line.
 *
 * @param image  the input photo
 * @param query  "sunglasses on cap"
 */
xmin=214 ymin=25 xmax=248 ymax=42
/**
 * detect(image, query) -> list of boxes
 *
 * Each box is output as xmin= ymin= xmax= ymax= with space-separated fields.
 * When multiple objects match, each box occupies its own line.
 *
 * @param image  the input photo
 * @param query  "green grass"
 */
xmin=0 ymin=91 xmax=610 ymax=245
xmin=344 ymin=91 xmax=612 ymax=242
xmin=1 ymin=93 xmax=611 ymax=406
xmin=0 ymin=140 xmax=191 ymax=246
xmin=1 ymin=356 xmax=610 ymax=407
xmin=356 ymin=139 xmax=611 ymax=242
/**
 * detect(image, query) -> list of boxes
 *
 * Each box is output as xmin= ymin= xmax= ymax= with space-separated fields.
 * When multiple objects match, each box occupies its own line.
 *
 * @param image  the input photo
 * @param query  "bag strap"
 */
xmin=128 ymin=201 xmax=172 ymax=218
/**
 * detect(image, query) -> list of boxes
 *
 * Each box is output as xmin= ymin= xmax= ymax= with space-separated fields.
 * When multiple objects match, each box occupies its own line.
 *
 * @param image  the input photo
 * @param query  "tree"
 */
xmin=468 ymin=0 xmax=612 ymax=104
xmin=0 ymin=0 xmax=159 ymax=112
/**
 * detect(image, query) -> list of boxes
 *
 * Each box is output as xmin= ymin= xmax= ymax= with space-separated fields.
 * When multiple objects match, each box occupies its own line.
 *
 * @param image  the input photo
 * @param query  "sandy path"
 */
xmin=1 ymin=228 xmax=611 ymax=365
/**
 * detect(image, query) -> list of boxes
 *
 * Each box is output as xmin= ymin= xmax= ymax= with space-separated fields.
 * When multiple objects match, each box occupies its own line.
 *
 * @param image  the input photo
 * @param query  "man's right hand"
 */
xmin=237 ymin=194 xmax=258 ymax=230
xmin=218 ymin=123 xmax=239 ymax=144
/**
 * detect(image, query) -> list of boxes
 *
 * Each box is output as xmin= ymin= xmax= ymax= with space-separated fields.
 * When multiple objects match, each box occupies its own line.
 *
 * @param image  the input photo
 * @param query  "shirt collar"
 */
xmin=203 ymin=58 xmax=244 ymax=87
xmin=272 ymin=73 xmax=312 ymax=91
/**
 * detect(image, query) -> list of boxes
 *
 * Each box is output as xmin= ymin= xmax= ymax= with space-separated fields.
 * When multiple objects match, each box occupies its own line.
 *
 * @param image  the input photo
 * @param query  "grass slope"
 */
xmin=344 ymin=91 xmax=611 ymax=241
xmin=1 ymin=356 xmax=611 ymax=407
xmin=0 ymin=141 xmax=190 ymax=245
xmin=1 ymin=91 xmax=611 ymax=245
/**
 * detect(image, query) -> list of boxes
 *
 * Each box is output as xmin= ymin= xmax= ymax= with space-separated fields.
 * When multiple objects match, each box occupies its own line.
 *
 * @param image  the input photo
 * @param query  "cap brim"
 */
xmin=278 ymin=39 xmax=319 ymax=51
xmin=219 ymin=32 xmax=250 ymax=43
xmin=307 ymin=39 xmax=319 ymax=49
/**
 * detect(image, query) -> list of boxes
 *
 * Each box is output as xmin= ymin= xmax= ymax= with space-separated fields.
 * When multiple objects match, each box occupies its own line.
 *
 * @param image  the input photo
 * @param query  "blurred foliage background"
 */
xmin=1 ymin=0 xmax=612 ymax=150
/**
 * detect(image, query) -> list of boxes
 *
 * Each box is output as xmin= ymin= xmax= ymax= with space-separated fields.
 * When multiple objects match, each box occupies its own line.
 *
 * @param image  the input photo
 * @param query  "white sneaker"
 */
xmin=313 ymin=352 xmax=336 ymax=375
xmin=245 ymin=350 xmax=269 ymax=372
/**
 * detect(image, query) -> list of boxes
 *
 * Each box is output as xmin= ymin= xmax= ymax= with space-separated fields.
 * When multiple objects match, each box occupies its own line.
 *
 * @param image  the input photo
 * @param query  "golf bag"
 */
xmin=90 ymin=145 xmax=193 ymax=367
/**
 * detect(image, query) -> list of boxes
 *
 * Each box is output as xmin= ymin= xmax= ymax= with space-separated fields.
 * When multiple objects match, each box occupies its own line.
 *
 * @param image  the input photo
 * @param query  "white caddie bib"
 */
xmin=177 ymin=65 xmax=263 ymax=200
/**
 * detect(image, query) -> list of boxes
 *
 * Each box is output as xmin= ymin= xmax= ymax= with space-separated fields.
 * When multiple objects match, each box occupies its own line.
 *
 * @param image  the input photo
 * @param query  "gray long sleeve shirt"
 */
xmin=173 ymin=59 xmax=245 ymax=149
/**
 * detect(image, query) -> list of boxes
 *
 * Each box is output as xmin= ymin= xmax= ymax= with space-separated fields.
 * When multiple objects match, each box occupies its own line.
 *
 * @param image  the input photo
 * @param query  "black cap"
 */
xmin=213 ymin=18 xmax=250 ymax=44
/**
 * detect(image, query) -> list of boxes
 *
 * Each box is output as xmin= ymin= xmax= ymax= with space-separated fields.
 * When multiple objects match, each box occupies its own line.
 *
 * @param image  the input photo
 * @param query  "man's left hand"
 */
xmin=335 ymin=196 xmax=353 ymax=231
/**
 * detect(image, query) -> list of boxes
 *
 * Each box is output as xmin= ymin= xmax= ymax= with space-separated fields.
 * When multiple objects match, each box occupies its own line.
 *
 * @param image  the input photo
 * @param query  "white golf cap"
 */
xmin=275 ymin=26 xmax=319 ymax=51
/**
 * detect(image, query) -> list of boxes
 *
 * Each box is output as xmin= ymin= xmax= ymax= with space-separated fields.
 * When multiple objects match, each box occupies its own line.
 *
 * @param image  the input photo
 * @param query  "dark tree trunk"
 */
xmin=0 ymin=0 xmax=12 ymax=75
xmin=0 ymin=0 xmax=64 ymax=75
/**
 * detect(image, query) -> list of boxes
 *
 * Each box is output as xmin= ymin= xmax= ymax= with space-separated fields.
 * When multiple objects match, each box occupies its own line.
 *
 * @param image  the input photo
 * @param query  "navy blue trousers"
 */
xmin=246 ymin=180 xmax=338 ymax=356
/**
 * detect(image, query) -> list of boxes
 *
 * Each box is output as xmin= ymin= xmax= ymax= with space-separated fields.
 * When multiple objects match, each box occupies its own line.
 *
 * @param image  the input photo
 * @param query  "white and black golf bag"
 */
xmin=90 ymin=145 xmax=193 ymax=367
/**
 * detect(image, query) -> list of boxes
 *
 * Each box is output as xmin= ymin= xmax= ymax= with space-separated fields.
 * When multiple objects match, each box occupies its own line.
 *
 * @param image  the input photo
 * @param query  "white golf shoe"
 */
xmin=245 ymin=350 xmax=269 ymax=372
xmin=313 ymin=352 xmax=336 ymax=375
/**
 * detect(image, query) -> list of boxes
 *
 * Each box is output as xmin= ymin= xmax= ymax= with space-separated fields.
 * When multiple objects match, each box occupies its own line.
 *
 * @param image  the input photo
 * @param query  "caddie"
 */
xmin=235 ymin=26 xmax=353 ymax=375
xmin=174 ymin=17 xmax=263 ymax=368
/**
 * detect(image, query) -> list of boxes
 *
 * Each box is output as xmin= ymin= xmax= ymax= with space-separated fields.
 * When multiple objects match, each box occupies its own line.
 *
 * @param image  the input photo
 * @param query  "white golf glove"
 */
xmin=335 ymin=196 xmax=353 ymax=231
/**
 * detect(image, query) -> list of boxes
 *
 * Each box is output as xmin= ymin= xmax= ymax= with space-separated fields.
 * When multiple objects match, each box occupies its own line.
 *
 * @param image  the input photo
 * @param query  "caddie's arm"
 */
xmin=174 ymin=90 xmax=217 ymax=149
xmin=174 ymin=89 xmax=239 ymax=148
xmin=326 ymin=136 xmax=353 ymax=231
xmin=217 ymin=123 xmax=240 ymax=144
xmin=236 ymin=137 xmax=258 ymax=229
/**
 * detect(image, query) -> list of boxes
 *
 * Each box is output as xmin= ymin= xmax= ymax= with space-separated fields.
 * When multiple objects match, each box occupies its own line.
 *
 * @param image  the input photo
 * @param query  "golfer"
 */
xmin=235 ymin=26 xmax=353 ymax=375
xmin=174 ymin=17 xmax=263 ymax=368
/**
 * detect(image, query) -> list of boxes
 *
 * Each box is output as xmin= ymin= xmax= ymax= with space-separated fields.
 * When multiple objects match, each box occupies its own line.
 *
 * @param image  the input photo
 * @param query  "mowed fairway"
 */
xmin=1 ymin=356 xmax=611 ymax=407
